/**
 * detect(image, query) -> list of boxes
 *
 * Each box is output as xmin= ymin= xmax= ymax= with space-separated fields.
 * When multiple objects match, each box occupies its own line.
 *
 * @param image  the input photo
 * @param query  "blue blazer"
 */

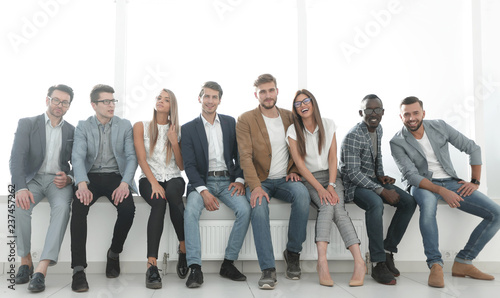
xmin=10 ymin=114 xmax=74 ymax=190
xmin=390 ymin=119 xmax=482 ymax=189
xmin=181 ymin=114 xmax=244 ymax=195
xmin=72 ymin=115 xmax=138 ymax=193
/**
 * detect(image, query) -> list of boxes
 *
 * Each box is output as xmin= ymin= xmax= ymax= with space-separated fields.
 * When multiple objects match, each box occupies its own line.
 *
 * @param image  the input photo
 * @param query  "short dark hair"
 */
xmin=254 ymin=74 xmax=277 ymax=88
xmin=90 ymin=84 xmax=114 ymax=102
xmin=199 ymin=81 xmax=223 ymax=99
xmin=361 ymin=94 xmax=382 ymax=108
xmin=48 ymin=84 xmax=74 ymax=103
xmin=400 ymin=96 xmax=423 ymax=109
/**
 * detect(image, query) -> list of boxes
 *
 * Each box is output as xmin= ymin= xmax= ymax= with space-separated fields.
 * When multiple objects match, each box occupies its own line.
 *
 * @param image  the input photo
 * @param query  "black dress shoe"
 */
xmin=146 ymin=264 xmax=162 ymax=289
xmin=385 ymin=252 xmax=400 ymax=277
xmin=15 ymin=263 xmax=33 ymax=284
xmin=71 ymin=271 xmax=89 ymax=292
xmin=186 ymin=267 xmax=203 ymax=288
xmin=106 ymin=248 xmax=120 ymax=278
xmin=177 ymin=248 xmax=188 ymax=279
xmin=28 ymin=272 xmax=45 ymax=292
xmin=220 ymin=262 xmax=246 ymax=281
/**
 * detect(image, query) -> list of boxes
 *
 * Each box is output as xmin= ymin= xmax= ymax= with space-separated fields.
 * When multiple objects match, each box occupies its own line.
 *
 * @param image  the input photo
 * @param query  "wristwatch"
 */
xmin=328 ymin=182 xmax=337 ymax=188
xmin=471 ymin=179 xmax=480 ymax=185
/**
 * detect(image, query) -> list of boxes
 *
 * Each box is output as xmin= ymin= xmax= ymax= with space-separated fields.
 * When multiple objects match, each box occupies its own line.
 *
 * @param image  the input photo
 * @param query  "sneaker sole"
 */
xmin=146 ymin=282 xmax=162 ymax=289
xmin=284 ymin=274 xmax=301 ymax=280
xmin=259 ymin=283 xmax=276 ymax=290
xmin=186 ymin=282 xmax=203 ymax=288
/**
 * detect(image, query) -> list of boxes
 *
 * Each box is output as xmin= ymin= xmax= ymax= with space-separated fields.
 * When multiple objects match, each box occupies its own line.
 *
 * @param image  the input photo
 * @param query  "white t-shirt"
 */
xmin=262 ymin=113 xmax=288 ymax=179
xmin=286 ymin=118 xmax=336 ymax=173
xmin=415 ymin=130 xmax=451 ymax=179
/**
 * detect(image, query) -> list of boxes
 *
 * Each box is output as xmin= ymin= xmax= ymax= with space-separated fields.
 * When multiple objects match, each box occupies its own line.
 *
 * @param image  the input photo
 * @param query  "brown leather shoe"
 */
xmin=451 ymin=262 xmax=494 ymax=280
xmin=428 ymin=264 xmax=444 ymax=288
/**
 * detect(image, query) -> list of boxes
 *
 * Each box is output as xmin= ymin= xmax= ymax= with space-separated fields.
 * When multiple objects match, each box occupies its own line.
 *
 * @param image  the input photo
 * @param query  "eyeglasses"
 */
xmin=93 ymin=99 xmax=118 ymax=105
xmin=293 ymin=97 xmax=312 ymax=108
xmin=48 ymin=96 xmax=70 ymax=108
xmin=363 ymin=108 xmax=384 ymax=115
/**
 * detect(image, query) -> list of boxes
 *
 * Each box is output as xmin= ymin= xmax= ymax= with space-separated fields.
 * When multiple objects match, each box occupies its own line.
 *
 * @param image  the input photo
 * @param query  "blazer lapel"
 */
xmin=253 ymin=107 xmax=272 ymax=153
xmin=90 ymin=117 xmax=100 ymax=157
xmin=36 ymin=114 xmax=46 ymax=159
xmin=195 ymin=116 xmax=209 ymax=163
xmin=422 ymin=121 xmax=444 ymax=161
xmin=402 ymin=126 xmax=426 ymax=158
xmin=360 ymin=123 xmax=376 ymax=163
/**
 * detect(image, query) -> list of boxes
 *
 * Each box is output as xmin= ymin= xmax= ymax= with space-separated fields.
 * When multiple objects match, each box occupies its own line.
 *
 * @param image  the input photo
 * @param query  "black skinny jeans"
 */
xmin=139 ymin=177 xmax=185 ymax=259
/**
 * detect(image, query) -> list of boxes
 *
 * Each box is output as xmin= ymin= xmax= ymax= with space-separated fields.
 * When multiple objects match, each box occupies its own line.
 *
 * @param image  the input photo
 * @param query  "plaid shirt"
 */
xmin=339 ymin=122 xmax=384 ymax=202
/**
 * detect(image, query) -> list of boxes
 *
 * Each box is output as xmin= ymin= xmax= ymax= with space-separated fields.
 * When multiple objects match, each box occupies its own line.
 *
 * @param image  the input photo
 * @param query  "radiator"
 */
xmin=165 ymin=219 xmax=367 ymax=261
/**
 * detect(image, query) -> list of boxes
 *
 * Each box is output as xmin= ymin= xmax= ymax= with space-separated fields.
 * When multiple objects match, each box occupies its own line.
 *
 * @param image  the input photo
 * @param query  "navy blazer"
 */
xmin=10 ymin=114 xmax=74 ymax=190
xmin=181 ymin=114 xmax=244 ymax=195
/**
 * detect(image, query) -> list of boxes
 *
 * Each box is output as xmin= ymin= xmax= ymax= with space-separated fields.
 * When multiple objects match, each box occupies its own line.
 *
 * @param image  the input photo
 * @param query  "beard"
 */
xmin=405 ymin=119 xmax=423 ymax=131
xmin=260 ymin=98 xmax=276 ymax=110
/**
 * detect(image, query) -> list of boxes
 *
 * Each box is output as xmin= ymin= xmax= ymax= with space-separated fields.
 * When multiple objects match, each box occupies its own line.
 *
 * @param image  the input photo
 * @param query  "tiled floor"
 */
xmin=2 ymin=272 xmax=500 ymax=298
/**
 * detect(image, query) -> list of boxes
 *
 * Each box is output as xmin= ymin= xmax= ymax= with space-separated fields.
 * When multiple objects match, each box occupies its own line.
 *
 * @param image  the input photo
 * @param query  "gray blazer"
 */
xmin=72 ymin=115 xmax=138 ymax=193
xmin=10 ymin=114 xmax=74 ymax=190
xmin=390 ymin=119 xmax=481 ymax=189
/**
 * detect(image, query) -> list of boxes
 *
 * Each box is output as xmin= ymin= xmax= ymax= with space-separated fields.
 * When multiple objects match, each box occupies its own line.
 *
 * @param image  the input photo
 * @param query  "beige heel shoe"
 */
xmin=317 ymin=265 xmax=334 ymax=287
xmin=349 ymin=264 xmax=366 ymax=287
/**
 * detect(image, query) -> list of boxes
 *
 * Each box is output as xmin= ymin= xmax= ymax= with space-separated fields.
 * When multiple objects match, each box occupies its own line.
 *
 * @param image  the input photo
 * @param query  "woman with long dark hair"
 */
xmin=287 ymin=89 xmax=365 ymax=287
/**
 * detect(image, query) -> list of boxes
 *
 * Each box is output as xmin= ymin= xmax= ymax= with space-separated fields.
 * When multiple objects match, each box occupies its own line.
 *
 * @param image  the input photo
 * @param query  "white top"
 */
xmin=140 ymin=121 xmax=182 ymax=182
xmin=286 ymin=118 xmax=336 ymax=173
xmin=416 ymin=130 xmax=451 ymax=179
xmin=201 ymin=114 xmax=227 ymax=172
xmin=262 ymin=113 xmax=288 ymax=179
xmin=38 ymin=112 xmax=63 ymax=175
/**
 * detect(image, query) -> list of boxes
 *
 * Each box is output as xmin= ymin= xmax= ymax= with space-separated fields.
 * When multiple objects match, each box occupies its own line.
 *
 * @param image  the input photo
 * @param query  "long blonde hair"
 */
xmin=148 ymin=89 xmax=180 ymax=164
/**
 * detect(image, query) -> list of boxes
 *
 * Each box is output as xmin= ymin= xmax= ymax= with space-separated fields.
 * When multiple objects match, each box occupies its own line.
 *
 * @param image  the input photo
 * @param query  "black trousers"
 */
xmin=71 ymin=173 xmax=135 ymax=268
xmin=139 ymin=177 xmax=185 ymax=259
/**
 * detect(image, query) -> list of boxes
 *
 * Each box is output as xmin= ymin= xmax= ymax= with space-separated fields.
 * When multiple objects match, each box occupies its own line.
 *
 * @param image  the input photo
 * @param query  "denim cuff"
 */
xmin=454 ymin=257 xmax=472 ymax=265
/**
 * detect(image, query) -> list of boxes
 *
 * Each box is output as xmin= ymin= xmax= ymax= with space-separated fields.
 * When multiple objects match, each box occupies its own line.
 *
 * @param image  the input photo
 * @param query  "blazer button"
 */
xmin=268 ymin=154 xmax=272 ymax=158
xmin=266 ymin=169 xmax=269 ymax=172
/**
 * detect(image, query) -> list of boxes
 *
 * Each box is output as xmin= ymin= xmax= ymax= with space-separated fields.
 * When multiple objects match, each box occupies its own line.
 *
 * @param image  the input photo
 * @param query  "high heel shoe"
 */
xmin=349 ymin=264 xmax=367 ymax=287
xmin=317 ymin=265 xmax=334 ymax=287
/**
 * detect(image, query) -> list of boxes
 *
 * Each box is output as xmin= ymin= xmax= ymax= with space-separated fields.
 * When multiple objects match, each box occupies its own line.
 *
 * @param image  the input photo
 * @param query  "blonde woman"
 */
xmin=133 ymin=89 xmax=186 ymax=289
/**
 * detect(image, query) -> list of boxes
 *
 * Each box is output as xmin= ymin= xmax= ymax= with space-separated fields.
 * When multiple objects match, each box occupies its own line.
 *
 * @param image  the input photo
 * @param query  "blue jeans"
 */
xmin=353 ymin=178 xmax=416 ymax=263
xmin=246 ymin=178 xmax=311 ymax=270
xmin=184 ymin=176 xmax=251 ymax=266
xmin=411 ymin=178 xmax=500 ymax=268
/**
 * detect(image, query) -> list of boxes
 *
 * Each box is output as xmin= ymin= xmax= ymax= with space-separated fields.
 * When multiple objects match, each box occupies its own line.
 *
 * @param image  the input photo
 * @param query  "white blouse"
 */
xmin=286 ymin=118 xmax=336 ymax=173
xmin=139 ymin=121 xmax=182 ymax=182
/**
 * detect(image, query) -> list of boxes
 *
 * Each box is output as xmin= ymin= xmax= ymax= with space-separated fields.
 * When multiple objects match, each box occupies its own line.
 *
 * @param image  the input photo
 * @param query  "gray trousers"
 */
xmin=302 ymin=170 xmax=360 ymax=248
xmin=15 ymin=173 xmax=72 ymax=265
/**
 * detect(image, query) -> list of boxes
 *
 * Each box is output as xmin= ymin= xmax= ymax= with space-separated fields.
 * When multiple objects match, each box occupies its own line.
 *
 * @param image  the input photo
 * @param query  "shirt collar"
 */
xmin=200 ymin=113 xmax=220 ymax=126
xmin=44 ymin=112 xmax=64 ymax=128
xmin=94 ymin=115 xmax=113 ymax=127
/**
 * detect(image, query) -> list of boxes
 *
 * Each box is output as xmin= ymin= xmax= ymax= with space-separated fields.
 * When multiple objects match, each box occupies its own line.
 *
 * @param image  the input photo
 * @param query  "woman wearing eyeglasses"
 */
xmin=133 ymin=89 xmax=187 ymax=289
xmin=286 ymin=89 xmax=365 ymax=287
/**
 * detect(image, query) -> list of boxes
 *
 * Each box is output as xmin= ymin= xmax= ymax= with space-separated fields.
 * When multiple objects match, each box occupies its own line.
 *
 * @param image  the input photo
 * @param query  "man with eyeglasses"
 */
xmin=70 ymin=84 xmax=137 ymax=292
xmin=339 ymin=94 xmax=416 ymax=286
xmin=10 ymin=84 xmax=75 ymax=292
xmin=390 ymin=96 xmax=500 ymax=288
xmin=236 ymin=74 xmax=310 ymax=290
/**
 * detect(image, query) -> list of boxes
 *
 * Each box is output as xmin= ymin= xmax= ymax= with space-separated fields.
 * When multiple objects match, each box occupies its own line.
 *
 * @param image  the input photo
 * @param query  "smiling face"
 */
xmin=294 ymin=93 xmax=314 ymax=120
xmin=400 ymin=102 xmax=425 ymax=132
xmin=360 ymin=97 xmax=384 ymax=132
xmin=199 ymin=87 xmax=220 ymax=118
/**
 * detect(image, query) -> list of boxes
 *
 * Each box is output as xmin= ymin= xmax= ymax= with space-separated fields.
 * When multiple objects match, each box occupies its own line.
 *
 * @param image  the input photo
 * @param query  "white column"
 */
xmin=114 ymin=0 xmax=128 ymax=118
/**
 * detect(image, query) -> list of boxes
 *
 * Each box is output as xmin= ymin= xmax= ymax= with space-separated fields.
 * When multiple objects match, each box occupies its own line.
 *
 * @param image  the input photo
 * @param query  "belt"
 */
xmin=207 ymin=170 xmax=230 ymax=177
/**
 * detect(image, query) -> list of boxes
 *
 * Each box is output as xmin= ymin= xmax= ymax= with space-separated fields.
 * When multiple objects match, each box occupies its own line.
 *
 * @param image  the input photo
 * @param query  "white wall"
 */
xmin=1 ymin=0 xmax=499 ymax=272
